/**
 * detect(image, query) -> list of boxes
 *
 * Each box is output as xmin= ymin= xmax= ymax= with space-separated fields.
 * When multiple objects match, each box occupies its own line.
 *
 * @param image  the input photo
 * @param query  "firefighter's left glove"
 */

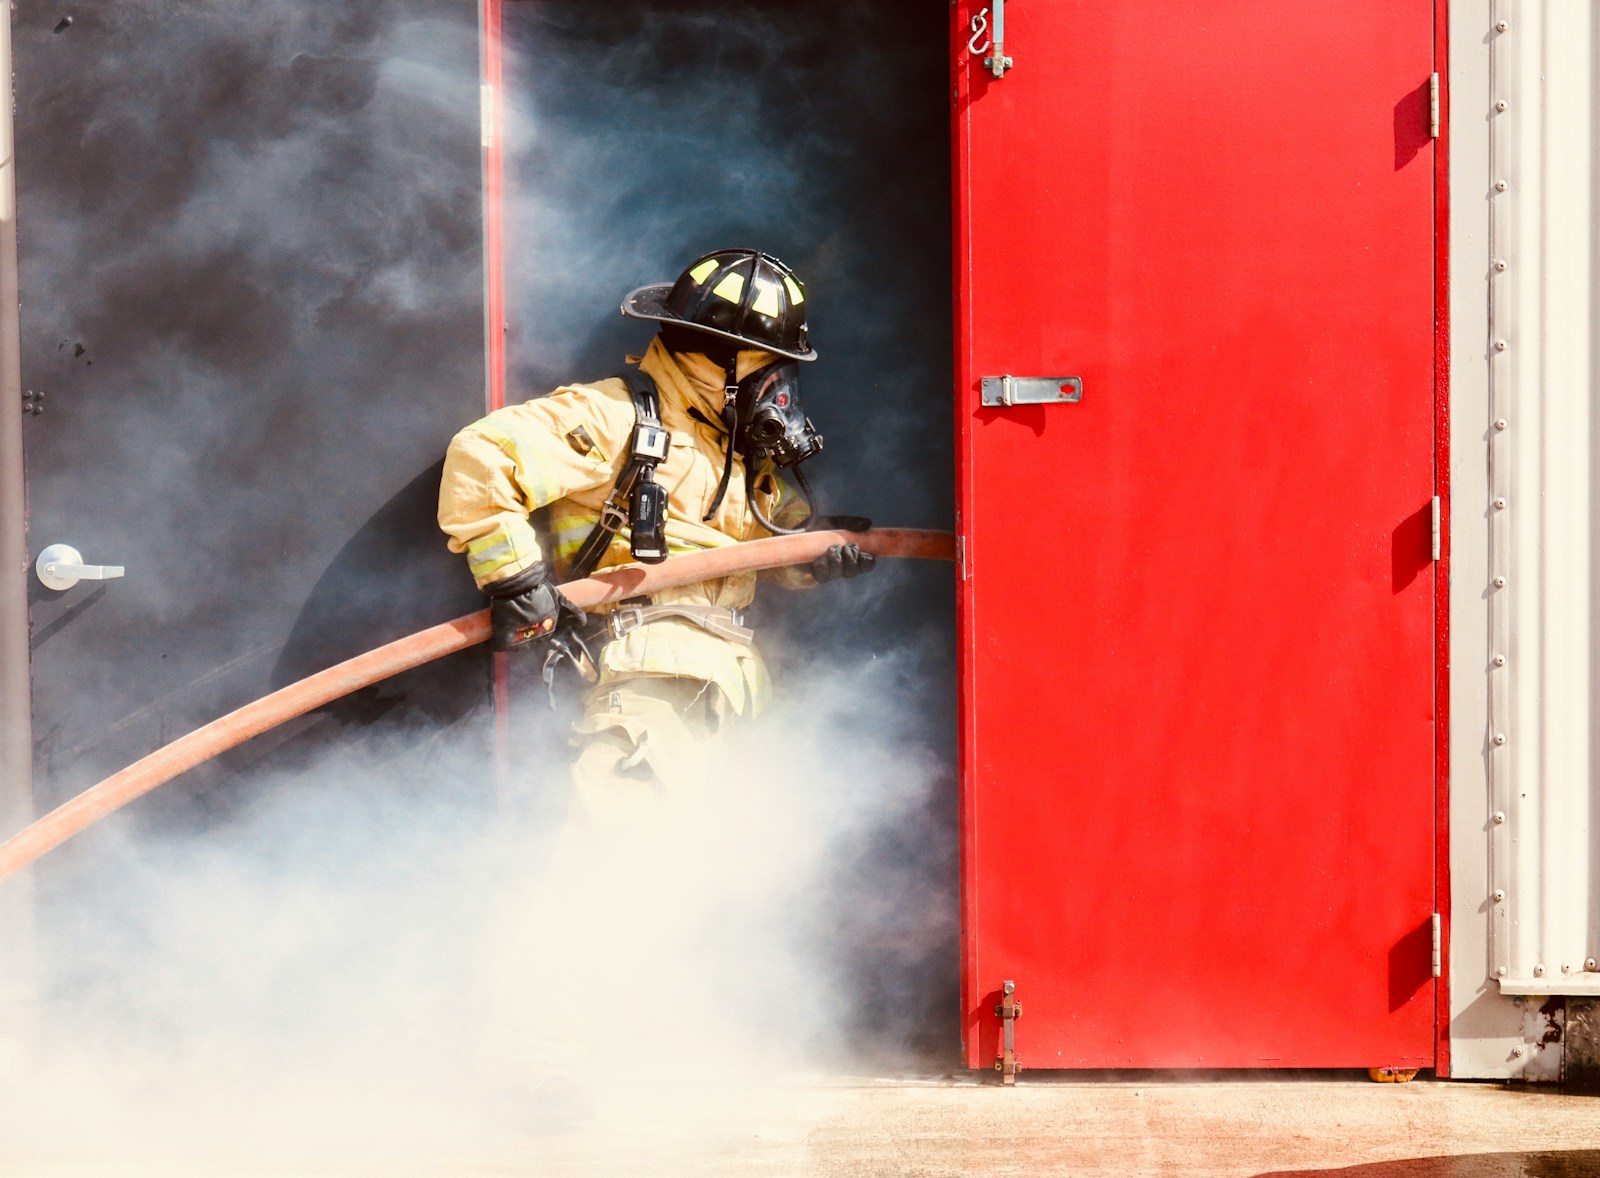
xmin=484 ymin=564 xmax=590 ymax=657
xmin=810 ymin=543 xmax=876 ymax=584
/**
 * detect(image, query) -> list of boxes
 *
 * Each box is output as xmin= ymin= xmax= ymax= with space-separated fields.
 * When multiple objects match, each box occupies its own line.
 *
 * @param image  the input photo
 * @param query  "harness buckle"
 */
xmin=598 ymin=502 xmax=629 ymax=533
xmin=608 ymin=605 xmax=646 ymax=640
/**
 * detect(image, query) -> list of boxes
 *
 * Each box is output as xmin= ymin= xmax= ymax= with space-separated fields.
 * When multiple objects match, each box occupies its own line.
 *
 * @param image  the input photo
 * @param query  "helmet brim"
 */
xmin=621 ymin=283 xmax=818 ymax=362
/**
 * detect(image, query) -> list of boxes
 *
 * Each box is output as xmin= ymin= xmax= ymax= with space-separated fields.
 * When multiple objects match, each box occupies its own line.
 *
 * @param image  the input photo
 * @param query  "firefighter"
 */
xmin=437 ymin=249 xmax=873 ymax=1115
xmin=439 ymin=246 xmax=872 ymax=800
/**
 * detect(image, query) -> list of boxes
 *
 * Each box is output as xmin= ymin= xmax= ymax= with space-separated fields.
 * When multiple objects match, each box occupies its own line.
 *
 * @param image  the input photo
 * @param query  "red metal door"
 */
xmin=956 ymin=2 xmax=1440 ymax=1070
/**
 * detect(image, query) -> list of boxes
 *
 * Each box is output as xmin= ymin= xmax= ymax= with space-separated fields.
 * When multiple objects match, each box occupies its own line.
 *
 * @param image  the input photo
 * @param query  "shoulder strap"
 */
xmin=565 ymin=370 xmax=667 ymax=582
xmin=617 ymin=369 xmax=662 ymax=426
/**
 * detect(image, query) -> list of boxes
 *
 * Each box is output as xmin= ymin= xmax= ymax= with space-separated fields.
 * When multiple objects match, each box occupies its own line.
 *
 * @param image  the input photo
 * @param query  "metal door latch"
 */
xmin=993 ymin=979 xmax=1023 ymax=1084
xmin=983 ymin=0 xmax=1013 ymax=78
xmin=981 ymin=375 xmax=1083 ymax=407
xmin=35 ymin=544 xmax=125 ymax=591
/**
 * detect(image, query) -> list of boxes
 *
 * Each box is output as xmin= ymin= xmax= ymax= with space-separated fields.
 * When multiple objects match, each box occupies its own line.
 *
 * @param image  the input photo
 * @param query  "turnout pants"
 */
xmin=479 ymin=674 xmax=733 ymax=1079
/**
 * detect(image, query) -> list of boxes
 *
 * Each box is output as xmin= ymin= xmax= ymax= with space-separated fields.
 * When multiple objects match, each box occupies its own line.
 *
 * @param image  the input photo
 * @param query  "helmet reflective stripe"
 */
xmin=751 ymin=283 xmax=781 ymax=318
xmin=711 ymin=272 xmax=746 ymax=303
xmin=782 ymin=275 xmax=805 ymax=305
xmin=689 ymin=258 xmax=720 ymax=284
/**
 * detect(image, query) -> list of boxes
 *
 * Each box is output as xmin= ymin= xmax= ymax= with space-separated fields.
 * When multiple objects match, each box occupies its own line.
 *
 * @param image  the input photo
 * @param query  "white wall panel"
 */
xmin=1451 ymin=0 xmax=1600 ymax=1080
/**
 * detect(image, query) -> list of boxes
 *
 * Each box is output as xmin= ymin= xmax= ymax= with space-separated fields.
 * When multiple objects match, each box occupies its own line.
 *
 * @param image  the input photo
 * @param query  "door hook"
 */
xmin=967 ymin=7 xmax=990 ymax=57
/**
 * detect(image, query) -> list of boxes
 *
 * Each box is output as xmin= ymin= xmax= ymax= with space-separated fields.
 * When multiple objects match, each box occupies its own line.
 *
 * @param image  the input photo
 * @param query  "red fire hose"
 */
xmin=0 ymin=528 xmax=953 ymax=882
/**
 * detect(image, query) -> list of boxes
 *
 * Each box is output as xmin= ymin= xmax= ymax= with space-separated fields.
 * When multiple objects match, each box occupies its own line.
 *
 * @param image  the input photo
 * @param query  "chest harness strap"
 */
xmin=566 ymin=371 xmax=670 ymax=582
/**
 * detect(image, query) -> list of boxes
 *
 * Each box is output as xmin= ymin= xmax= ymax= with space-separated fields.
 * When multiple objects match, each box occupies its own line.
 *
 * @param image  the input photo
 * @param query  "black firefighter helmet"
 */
xmin=621 ymin=248 xmax=817 ymax=362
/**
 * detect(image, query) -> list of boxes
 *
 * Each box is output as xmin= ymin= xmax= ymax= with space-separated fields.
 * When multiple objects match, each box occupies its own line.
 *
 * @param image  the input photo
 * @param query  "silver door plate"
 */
xmin=981 ymin=375 xmax=1083 ymax=407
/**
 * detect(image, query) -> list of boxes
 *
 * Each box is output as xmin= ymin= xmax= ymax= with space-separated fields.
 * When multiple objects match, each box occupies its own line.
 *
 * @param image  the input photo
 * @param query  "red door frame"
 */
xmin=479 ymin=0 xmax=512 ymax=797
xmin=1431 ymin=0 xmax=1452 ymax=1080
xmin=949 ymin=2 xmax=1454 ymax=1075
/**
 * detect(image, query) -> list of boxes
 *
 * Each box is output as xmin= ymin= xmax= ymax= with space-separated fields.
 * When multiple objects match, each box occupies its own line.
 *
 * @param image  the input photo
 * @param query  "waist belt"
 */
xmin=595 ymin=603 xmax=754 ymax=646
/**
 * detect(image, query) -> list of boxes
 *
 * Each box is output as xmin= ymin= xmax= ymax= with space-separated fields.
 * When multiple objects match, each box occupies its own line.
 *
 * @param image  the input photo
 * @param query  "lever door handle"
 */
xmin=981 ymin=375 xmax=1083 ymax=407
xmin=35 ymin=543 xmax=125 ymax=591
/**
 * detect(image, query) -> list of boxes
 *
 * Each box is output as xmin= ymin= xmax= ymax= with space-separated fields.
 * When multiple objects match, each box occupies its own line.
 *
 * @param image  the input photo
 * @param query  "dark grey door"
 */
xmin=14 ymin=0 xmax=496 ymax=1038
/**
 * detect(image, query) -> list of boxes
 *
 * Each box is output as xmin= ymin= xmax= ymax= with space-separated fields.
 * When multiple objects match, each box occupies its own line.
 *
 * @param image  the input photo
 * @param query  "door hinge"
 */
xmin=957 ymin=534 xmax=971 ymax=582
xmin=1431 ymin=913 xmax=1442 ymax=978
xmin=1429 ymin=73 xmax=1440 ymax=139
xmin=1430 ymin=495 xmax=1441 ymax=561
xmin=993 ymin=979 xmax=1023 ymax=1085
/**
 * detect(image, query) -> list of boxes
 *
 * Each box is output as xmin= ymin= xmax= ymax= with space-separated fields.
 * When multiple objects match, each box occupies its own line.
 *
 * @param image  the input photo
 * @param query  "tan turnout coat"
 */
xmin=438 ymin=337 xmax=810 ymax=714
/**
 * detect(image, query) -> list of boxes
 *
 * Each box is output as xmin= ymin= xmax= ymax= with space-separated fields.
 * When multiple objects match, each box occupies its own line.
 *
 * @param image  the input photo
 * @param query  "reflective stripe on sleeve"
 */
xmin=474 ymin=420 xmax=559 ymax=509
xmin=466 ymin=518 xmax=539 ymax=578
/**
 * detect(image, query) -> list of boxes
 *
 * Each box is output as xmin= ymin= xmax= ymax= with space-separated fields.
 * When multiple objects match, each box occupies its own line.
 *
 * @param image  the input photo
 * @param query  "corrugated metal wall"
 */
xmin=1450 ymin=0 xmax=1599 ymax=1080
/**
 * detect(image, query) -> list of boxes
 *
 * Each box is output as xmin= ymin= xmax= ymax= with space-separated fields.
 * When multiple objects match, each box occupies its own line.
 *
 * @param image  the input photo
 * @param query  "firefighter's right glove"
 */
xmin=483 ymin=563 xmax=589 ymax=656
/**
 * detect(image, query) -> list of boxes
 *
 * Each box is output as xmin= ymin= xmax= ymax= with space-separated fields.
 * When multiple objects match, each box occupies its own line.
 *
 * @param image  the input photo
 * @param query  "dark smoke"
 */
xmin=13 ymin=0 xmax=496 ymax=1065
xmin=500 ymin=0 xmax=956 ymax=1058
xmin=7 ymin=1 xmax=956 ymax=1163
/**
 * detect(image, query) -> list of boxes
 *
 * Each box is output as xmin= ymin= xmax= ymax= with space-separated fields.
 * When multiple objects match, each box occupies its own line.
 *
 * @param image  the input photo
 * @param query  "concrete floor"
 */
xmin=4 ymin=1072 xmax=1598 ymax=1177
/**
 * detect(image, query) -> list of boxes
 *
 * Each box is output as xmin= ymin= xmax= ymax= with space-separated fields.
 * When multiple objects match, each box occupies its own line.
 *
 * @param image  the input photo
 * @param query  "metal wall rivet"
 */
xmin=1562 ymin=963 xmax=1573 ymax=974
xmin=1493 ymin=733 xmax=1507 ymax=745
xmin=1493 ymin=655 xmax=1506 ymax=667
xmin=1494 ymin=260 xmax=1508 ymax=272
xmin=1493 ymin=811 xmax=1507 ymax=824
xmin=1496 ymin=965 xmax=1509 ymax=976
xmin=1494 ymin=418 xmax=1509 ymax=431
xmin=1511 ymin=1045 xmax=1524 ymax=1057
xmin=1494 ymin=100 xmax=1508 ymax=112
xmin=1494 ymin=339 xmax=1508 ymax=352
xmin=1493 ymin=576 xmax=1507 ymax=588
xmin=1587 ymin=958 xmax=1598 ymax=971
xmin=1495 ymin=19 xmax=1509 ymax=32
xmin=1494 ymin=497 xmax=1507 ymax=509
xmin=1495 ymin=180 xmax=1508 ymax=192
xmin=1494 ymin=889 xmax=1506 ymax=902
xmin=1533 ymin=963 xmax=1545 ymax=976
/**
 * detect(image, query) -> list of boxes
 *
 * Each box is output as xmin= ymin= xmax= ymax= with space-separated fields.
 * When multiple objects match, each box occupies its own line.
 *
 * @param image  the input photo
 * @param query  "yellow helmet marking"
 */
xmin=783 ymin=275 xmax=805 ymax=305
xmin=751 ymin=282 xmax=781 ymax=318
xmin=712 ymin=272 xmax=746 ymax=303
xmin=689 ymin=259 xmax=720 ymax=284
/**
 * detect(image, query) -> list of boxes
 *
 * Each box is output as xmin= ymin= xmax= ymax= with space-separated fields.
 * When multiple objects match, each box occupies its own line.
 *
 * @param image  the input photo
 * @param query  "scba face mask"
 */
xmin=730 ymin=360 xmax=826 ymax=536
xmin=734 ymin=361 xmax=823 ymax=468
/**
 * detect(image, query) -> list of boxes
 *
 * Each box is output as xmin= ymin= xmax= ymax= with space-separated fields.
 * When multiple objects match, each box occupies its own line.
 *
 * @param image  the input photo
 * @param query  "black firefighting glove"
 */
xmin=805 ymin=516 xmax=875 ymax=583
xmin=483 ymin=563 xmax=590 ymax=655
xmin=810 ymin=543 xmax=876 ymax=584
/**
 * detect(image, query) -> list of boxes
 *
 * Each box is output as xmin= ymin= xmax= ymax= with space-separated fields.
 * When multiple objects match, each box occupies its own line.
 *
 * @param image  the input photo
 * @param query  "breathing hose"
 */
xmin=0 ymin=527 xmax=953 ymax=882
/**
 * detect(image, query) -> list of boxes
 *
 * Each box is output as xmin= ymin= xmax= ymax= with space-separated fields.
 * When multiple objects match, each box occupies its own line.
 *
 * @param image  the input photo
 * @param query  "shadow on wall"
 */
xmin=1256 ymin=1151 xmax=1600 ymax=1178
xmin=275 ymin=459 xmax=480 ymax=688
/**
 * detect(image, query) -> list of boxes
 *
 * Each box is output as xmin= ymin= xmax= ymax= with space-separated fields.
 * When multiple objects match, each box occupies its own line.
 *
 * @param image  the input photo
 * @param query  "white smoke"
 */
xmin=0 ymin=635 xmax=954 ymax=1170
